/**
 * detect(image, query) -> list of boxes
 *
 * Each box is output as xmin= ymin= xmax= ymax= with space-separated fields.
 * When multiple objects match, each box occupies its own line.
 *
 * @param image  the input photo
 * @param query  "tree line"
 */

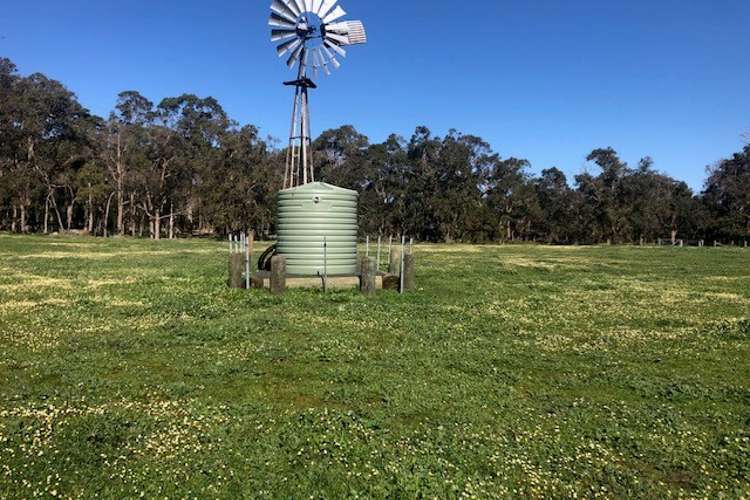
xmin=1 ymin=57 xmax=748 ymax=244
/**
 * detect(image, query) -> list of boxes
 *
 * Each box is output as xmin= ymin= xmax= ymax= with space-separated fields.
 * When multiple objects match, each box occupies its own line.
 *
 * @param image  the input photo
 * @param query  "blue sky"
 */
xmin=2 ymin=0 xmax=748 ymax=190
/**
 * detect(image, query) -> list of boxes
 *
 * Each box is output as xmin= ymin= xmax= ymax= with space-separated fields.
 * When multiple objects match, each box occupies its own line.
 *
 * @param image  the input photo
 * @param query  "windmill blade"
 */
xmin=304 ymin=0 xmax=314 ymax=12
xmin=292 ymin=0 xmax=306 ymax=15
xmin=317 ymin=46 xmax=333 ymax=75
xmin=329 ymin=57 xmax=341 ymax=70
xmin=269 ymin=12 xmax=296 ymax=29
xmin=324 ymin=38 xmax=347 ymax=57
xmin=311 ymin=0 xmax=324 ymax=15
xmin=287 ymin=43 xmax=304 ymax=68
xmin=277 ymin=37 xmax=301 ymax=57
xmin=316 ymin=46 xmax=334 ymax=66
xmin=312 ymin=47 xmax=323 ymax=68
xmin=344 ymin=20 xmax=367 ymax=45
xmin=322 ymin=5 xmax=346 ymax=24
xmin=317 ymin=0 xmax=337 ymax=17
xmin=271 ymin=28 xmax=297 ymax=42
xmin=325 ymin=32 xmax=349 ymax=47
xmin=312 ymin=47 xmax=330 ymax=77
xmin=321 ymin=59 xmax=331 ymax=76
xmin=302 ymin=48 xmax=311 ymax=68
xmin=324 ymin=22 xmax=349 ymax=34
xmin=271 ymin=0 xmax=298 ymax=23
xmin=282 ymin=0 xmax=301 ymax=16
xmin=321 ymin=45 xmax=334 ymax=60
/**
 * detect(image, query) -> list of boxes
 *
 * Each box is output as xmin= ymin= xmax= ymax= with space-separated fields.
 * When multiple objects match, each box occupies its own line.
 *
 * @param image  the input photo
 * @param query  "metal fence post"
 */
xmin=323 ymin=236 xmax=328 ymax=293
xmin=399 ymin=235 xmax=406 ymax=294
xmin=376 ymin=235 xmax=381 ymax=272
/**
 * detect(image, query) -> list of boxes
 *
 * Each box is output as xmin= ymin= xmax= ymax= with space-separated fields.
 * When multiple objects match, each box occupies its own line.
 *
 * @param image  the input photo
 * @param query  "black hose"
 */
xmin=257 ymin=244 xmax=278 ymax=272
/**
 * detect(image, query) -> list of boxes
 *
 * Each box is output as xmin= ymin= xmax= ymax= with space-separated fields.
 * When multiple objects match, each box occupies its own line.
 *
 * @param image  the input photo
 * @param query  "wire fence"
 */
xmin=645 ymin=238 xmax=749 ymax=248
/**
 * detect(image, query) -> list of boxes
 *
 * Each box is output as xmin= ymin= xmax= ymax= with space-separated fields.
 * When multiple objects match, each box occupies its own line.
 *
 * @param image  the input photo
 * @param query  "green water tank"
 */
xmin=277 ymin=182 xmax=359 ymax=276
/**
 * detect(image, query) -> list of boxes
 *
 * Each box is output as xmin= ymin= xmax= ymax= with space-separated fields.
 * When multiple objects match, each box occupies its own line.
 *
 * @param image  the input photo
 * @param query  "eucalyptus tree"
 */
xmin=485 ymin=156 xmax=534 ymax=241
xmin=663 ymin=179 xmax=698 ymax=243
xmin=583 ymin=148 xmax=633 ymax=243
xmin=430 ymin=131 xmax=492 ymax=242
xmin=357 ymin=134 xmax=409 ymax=237
xmin=4 ymin=71 xmax=90 ymax=233
xmin=403 ymin=126 xmax=444 ymax=241
xmin=0 ymin=58 xmax=18 ymax=230
xmin=536 ymin=168 xmax=575 ymax=243
xmin=703 ymin=145 xmax=750 ymax=241
xmin=161 ymin=94 xmax=234 ymax=237
xmin=108 ymin=91 xmax=153 ymax=236
xmin=197 ymin=125 xmax=281 ymax=235
xmin=313 ymin=125 xmax=370 ymax=190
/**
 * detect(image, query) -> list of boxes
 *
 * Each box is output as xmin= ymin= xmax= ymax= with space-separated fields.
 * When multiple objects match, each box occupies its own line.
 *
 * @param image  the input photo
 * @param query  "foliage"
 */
xmin=0 ymin=235 xmax=749 ymax=497
xmin=1 ymin=57 xmax=750 ymax=244
xmin=703 ymin=146 xmax=750 ymax=241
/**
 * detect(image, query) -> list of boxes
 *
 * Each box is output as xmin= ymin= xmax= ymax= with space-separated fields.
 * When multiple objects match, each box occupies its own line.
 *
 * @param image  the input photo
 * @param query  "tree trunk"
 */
xmin=130 ymin=192 xmax=136 ymax=237
xmin=116 ymin=130 xmax=125 ymax=236
xmin=103 ymin=192 xmax=115 ymax=238
xmin=671 ymin=229 xmax=677 ymax=246
xmin=49 ymin=191 xmax=65 ymax=232
xmin=103 ymin=203 xmax=110 ymax=238
xmin=87 ymin=186 xmax=94 ymax=233
xmin=11 ymin=205 xmax=17 ymax=233
xmin=154 ymin=209 xmax=161 ymax=240
xmin=116 ymin=189 xmax=124 ymax=235
xmin=66 ymin=203 xmax=73 ymax=231
xmin=20 ymin=205 xmax=27 ymax=233
xmin=169 ymin=202 xmax=174 ymax=240
xmin=44 ymin=197 xmax=50 ymax=234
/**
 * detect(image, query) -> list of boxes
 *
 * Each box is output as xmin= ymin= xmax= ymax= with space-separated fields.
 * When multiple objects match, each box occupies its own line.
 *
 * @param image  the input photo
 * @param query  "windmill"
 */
xmin=269 ymin=0 xmax=367 ymax=190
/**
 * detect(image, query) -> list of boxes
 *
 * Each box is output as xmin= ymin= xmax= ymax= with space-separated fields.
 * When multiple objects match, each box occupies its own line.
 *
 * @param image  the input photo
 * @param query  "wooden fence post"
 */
xmin=403 ymin=254 xmax=416 ymax=292
xmin=229 ymin=253 xmax=243 ymax=289
xmin=359 ymin=257 xmax=377 ymax=297
xmin=389 ymin=248 xmax=401 ymax=275
xmin=270 ymin=256 xmax=286 ymax=295
xmin=246 ymin=231 xmax=254 ymax=290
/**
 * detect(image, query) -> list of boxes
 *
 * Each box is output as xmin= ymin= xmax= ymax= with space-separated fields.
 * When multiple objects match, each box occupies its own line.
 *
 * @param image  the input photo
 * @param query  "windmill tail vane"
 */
xmin=268 ymin=0 xmax=367 ymax=189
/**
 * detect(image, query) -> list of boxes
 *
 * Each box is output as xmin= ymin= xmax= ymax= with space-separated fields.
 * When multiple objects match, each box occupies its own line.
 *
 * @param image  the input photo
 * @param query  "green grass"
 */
xmin=0 ymin=234 xmax=749 ymax=498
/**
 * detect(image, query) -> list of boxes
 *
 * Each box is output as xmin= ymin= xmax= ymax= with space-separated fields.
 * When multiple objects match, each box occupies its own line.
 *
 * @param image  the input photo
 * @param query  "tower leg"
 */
xmin=284 ymin=56 xmax=315 ymax=189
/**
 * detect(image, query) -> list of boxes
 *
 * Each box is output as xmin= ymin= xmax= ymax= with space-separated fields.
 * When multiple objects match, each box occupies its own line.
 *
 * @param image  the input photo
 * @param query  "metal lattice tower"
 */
xmin=268 ymin=0 xmax=368 ymax=189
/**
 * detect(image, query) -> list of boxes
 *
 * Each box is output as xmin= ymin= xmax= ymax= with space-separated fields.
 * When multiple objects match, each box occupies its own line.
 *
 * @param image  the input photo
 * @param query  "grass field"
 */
xmin=0 ymin=235 xmax=748 ymax=498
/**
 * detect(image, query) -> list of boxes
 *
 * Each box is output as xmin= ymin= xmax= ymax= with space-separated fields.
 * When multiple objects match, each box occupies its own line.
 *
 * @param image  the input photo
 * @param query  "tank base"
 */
xmin=250 ymin=272 xmax=385 ymax=291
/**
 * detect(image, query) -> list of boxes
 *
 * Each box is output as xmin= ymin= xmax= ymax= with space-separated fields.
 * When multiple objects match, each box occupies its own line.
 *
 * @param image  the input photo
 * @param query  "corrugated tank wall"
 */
xmin=276 ymin=182 xmax=359 ymax=276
